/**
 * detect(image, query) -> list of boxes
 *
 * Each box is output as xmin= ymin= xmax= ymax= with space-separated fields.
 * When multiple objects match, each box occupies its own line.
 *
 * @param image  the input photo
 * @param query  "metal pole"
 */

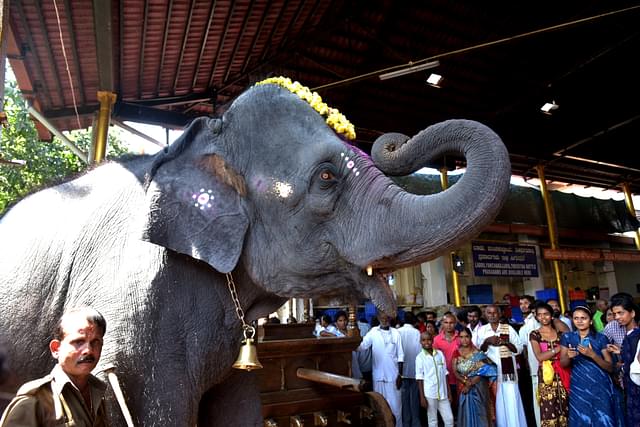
xmin=27 ymin=106 xmax=88 ymax=164
xmin=536 ymin=165 xmax=567 ymax=313
xmin=439 ymin=166 xmax=449 ymax=191
xmin=440 ymin=167 xmax=462 ymax=307
xmin=92 ymin=91 xmax=116 ymax=164
xmin=112 ymin=118 xmax=164 ymax=147
xmin=621 ymin=182 xmax=640 ymax=250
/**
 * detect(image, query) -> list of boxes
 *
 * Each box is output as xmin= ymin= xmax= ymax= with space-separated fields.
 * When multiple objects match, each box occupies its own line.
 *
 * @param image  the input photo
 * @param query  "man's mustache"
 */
xmin=78 ymin=356 xmax=96 ymax=364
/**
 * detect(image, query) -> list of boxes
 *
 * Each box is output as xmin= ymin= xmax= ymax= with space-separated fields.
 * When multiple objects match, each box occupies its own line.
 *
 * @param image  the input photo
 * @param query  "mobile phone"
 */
xmin=581 ymin=337 xmax=590 ymax=347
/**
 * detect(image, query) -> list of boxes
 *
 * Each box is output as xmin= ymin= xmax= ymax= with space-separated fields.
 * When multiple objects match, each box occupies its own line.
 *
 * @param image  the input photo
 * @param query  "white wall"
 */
xmin=614 ymin=262 xmax=640 ymax=297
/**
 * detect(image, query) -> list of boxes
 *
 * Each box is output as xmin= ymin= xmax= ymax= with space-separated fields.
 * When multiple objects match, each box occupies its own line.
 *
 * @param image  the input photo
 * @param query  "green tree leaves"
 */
xmin=0 ymin=78 xmax=130 ymax=214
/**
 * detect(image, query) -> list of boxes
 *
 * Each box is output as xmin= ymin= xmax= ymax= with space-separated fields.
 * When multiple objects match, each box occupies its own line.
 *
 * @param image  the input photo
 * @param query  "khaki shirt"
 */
xmin=0 ymin=365 xmax=108 ymax=427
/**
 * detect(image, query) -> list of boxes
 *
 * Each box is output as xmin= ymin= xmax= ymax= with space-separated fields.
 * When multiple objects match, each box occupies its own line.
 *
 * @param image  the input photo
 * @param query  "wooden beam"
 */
xmin=14 ymin=1 xmax=53 ymax=108
xmin=63 ymin=0 xmax=85 ymax=105
xmin=258 ymin=0 xmax=286 ymax=63
xmin=155 ymin=0 xmax=173 ymax=97
xmin=172 ymin=0 xmax=195 ymax=94
xmin=191 ymin=0 xmax=217 ymax=89
xmin=239 ymin=0 xmax=272 ymax=76
xmin=223 ymin=1 xmax=256 ymax=83
xmin=273 ymin=0 xmax=307 ymax=55
xmin=207 ymin=1 xmax=236 ymax=88
xmin=32 ymin=0 xmax=64 ymax=105
xmin=112 ymin=102 xmax=191 ymax=128
xmin=137 ymin=0 xmax=149 ymax=99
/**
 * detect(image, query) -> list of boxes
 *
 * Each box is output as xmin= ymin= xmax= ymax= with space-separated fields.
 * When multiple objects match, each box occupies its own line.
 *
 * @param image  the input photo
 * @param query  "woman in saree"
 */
xmin=560 ymin=306 xmax=624 ymax=427
xmin=529 ymin=302 xmax=569 ymax=427
xmin=453 ymin=327 xmax=497 ymax=427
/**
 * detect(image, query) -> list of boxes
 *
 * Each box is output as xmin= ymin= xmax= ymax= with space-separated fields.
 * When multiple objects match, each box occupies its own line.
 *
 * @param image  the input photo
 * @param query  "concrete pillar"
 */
xmin=421 ymin=258 xmax=448 ymax=307
xmin=597 ymin=261 xmax=619 ymax=296
xmin=294 ymin=298 xmax=306 ymax=322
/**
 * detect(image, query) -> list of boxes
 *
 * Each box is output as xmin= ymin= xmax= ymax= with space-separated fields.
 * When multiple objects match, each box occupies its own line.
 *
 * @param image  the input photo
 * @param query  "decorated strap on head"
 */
xmin=255 ymin=76 xmax=356 ymax=140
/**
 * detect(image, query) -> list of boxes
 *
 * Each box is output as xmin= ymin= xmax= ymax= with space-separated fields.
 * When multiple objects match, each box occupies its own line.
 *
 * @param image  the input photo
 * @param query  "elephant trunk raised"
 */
xmin=347 ymin=119 xmax=511 ymax=272
xmin=0 ymin=79 xmax=512 ymax=426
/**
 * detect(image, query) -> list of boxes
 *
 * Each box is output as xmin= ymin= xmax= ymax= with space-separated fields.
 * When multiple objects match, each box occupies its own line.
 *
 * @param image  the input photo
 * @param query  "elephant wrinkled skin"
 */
xmin=0 ymin=82 xmax=510 ymax=426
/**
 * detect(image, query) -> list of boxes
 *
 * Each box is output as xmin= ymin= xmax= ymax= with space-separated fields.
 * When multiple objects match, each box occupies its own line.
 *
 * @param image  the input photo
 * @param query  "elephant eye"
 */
xmin=311 ymin=163 xmax=339 ymax=192
xmin=320 ymin=170 xmax=335 ymax=181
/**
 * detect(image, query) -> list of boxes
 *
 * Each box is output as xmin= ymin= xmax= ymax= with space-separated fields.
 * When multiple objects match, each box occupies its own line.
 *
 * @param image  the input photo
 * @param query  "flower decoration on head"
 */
xmin=255 ymin=76 xmax=356 ymax=140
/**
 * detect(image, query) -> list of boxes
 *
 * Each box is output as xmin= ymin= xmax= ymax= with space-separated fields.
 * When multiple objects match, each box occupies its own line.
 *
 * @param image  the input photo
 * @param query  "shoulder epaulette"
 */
xmin=15 ymin=375 xmax=53 ymax=396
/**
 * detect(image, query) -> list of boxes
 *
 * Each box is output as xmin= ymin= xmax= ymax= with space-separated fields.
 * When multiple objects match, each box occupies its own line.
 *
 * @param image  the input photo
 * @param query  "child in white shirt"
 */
xmin=416 ymin=331 xmax=454 ymax=427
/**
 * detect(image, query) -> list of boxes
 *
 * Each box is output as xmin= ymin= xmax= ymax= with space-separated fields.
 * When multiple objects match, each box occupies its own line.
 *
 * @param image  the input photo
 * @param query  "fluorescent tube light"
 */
xmin=379 ymin=60 xmax=440 ymax=80
xmin=541 ymin=101 xmax=559 ymax=115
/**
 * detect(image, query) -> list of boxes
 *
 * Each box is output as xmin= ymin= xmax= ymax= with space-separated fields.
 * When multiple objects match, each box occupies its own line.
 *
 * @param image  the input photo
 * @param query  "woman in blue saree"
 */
xmin=453 ymin=327 xmax=497 ymax=427
xmin=560 ymin=306 xmax=624 ymax=427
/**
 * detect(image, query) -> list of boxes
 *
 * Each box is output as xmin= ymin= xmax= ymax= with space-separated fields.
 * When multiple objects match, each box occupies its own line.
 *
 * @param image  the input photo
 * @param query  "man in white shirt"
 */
xmin=416 ymin=331 xmax=453 ymax=427
xmin=467 ymin=306 xmax=484 ymax=348
xmin=478 ymin=305 xmax=526 ymax=427
xmin=358 ymin=311 xmax=404 ymax=427
xmin=398 ymin=312 xmax=421 ymax=427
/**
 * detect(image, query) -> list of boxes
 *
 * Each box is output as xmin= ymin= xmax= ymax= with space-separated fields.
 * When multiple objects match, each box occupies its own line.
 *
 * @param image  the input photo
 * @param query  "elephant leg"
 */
xmin=198 ymin=370 xmax=262 ymax=427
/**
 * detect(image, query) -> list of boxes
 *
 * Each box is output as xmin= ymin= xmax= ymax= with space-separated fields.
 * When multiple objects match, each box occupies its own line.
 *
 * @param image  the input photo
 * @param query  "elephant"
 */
xmin=0 ymin=78 xmax=511 ymax=426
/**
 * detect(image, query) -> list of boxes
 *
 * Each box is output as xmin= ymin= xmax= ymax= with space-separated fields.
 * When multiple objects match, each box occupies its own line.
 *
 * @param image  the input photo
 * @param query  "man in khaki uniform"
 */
xmin=0 ymin=307 xmax=109 ymax=426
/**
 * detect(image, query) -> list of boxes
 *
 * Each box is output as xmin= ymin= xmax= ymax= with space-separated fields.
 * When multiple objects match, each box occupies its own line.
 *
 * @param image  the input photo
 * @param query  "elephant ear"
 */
xmin=143 ymin=152 xmax=248 ymax=274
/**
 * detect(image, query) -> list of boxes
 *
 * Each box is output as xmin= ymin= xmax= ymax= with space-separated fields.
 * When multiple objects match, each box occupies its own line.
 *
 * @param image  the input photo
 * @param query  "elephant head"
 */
xmin=143 ymin=78 xmax=511 ymax=315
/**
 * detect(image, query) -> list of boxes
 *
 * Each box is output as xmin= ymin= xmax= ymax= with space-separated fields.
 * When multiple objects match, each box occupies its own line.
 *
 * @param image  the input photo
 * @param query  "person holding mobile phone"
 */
xmin=610 ymin=293 xmax=640 ymax=427
xmin=559 ymin=306 xmax=624 ymax=427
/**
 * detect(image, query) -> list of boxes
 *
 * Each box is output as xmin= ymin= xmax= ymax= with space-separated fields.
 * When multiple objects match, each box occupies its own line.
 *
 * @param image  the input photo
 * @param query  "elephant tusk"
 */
xmin=366 ymin=265 xmax=373 ymax=276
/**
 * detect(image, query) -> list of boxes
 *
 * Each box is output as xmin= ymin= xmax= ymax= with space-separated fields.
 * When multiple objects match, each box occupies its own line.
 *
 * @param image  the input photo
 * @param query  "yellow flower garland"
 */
xmin=255 ymin=76 xmax=356 ymax=140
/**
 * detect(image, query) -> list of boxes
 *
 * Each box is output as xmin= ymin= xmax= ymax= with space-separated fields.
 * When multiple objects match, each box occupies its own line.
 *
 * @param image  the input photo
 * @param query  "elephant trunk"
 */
xmin=352 ymin=119 xmax=511 ymax=270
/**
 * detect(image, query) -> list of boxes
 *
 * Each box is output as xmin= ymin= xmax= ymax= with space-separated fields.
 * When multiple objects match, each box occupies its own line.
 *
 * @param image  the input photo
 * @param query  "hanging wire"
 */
xmin=52 ymin=0 xmax=82 ymax=130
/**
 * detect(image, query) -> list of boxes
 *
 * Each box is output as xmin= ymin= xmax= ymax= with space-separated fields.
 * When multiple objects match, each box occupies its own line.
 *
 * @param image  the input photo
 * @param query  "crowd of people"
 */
xmin=2 ymin=294 xmax=639 ymax=426
xmin=317 ymin=292 xmax=640 ymax=427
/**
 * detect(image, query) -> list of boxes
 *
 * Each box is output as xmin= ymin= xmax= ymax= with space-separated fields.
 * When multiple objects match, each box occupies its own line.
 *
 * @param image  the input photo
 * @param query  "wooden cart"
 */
xmin=256 ymin=324 xmax=394 ymax=427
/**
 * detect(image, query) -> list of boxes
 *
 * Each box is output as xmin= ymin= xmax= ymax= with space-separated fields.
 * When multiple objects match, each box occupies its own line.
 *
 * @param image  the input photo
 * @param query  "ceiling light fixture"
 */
xmin=541 ymin=101 xmax=559 ymax=115
xmin=426 ymin=73 xmax=443 ymax=88
xmin=379 ymin=60 xmax=440 ymax=81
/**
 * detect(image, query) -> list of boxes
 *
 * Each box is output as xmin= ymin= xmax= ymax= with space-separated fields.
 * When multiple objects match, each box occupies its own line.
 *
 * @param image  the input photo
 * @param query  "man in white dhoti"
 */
xmin=478 ymin=305 xmax=526 ymax=427
xmin=398 ymin=312 xmax=422 ymax=427
xmin=518 ymin=297 xmax=541 ymax=427
xmin=358 ymin=311 xmax=404 ymax=427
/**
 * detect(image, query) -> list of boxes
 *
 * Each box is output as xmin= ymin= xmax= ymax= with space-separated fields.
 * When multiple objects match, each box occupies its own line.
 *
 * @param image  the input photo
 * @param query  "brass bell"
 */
xmin=232 ymin=326 xmax=263 ymax=371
